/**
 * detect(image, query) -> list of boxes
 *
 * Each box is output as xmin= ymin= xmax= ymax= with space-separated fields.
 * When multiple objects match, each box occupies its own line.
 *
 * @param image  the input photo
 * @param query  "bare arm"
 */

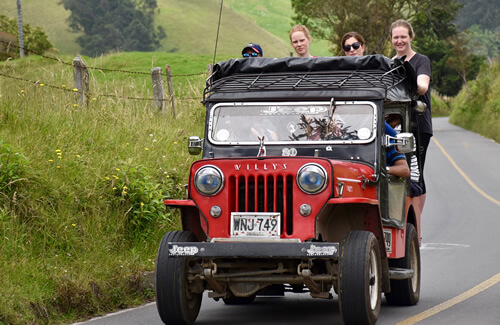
xmin=417 ymin=74 xmax=430 ymax=96
xmin=387 ymin=159 xmax=410 ymax=179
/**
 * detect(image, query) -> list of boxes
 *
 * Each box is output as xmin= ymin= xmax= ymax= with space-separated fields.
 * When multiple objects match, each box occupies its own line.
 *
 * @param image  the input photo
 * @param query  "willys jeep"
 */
xmin=156 ymin=55 xmax=426 ymax=324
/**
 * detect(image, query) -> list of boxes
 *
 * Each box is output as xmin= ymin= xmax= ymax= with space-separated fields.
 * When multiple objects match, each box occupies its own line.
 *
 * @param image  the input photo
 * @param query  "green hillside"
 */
xmin=0 ymin=0 xmax=331 ymax=58
xmin=224 ymin=0 xmax=332 ymax=56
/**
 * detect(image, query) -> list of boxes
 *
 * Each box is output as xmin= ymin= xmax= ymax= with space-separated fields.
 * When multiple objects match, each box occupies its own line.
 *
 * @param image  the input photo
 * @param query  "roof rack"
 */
xmin=204 ymin=55 xmax=416 ymax=102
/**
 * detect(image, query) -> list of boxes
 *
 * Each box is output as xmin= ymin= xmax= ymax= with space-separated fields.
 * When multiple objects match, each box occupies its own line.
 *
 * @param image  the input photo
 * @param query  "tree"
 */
xmin=466 ymin=25 xmax=500 ymax=62
xmin=446 ymin=32 xmax=485 ymax=94
xmin=291 ymin=0 xmax=454 ymax=55
xmin=455 ymin=0 xmax=500 ymax=31
xmin=291 ymin=0 xmax=483 ymax=96
xmin=0 ymin=15 xmax=53 ymax=59
xmin=60 ymin=0 xmax=166 ymax=56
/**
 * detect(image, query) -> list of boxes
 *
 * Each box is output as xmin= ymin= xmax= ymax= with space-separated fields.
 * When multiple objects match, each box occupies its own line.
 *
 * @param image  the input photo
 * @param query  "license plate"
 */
xmin=230 ymin=212 xmax=281 ymax=237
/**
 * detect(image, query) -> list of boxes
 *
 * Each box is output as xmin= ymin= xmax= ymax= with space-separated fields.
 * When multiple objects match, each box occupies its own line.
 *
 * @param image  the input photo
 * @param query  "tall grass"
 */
xmin=0 ymin=52 xmax=209 ymax=323
xmin=449 ymin=60 xmax=500 ymax=143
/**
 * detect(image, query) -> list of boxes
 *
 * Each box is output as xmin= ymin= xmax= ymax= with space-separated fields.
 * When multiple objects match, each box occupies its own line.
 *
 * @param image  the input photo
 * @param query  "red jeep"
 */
xmin=156 ymin=55 xmax=425 ymax=324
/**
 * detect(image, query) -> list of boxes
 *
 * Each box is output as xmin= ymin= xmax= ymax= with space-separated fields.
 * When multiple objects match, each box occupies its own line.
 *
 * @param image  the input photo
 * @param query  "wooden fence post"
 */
xmin=151 ymin=67 xmax=165 ymax=112
xmin=207 ymin=64 xmax=214 ymax=76
xmin=165 ymin=65 xmax=176 ymax=117
xmin=72 ymin=56 xmax=89 ymax=107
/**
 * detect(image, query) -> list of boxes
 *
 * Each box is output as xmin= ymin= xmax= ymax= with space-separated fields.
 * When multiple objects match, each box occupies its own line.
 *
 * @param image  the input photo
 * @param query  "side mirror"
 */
xmin=188 ymin=136 xmax=203 ymax=155
xmin=395 ymin=133 xmax=415 ymax=153
xmin=383 ymin=133 xmax=415 ymax=153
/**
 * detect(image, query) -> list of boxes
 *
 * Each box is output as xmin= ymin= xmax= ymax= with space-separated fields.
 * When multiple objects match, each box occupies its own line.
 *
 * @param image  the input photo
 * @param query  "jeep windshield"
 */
xmin=209 ymin=101 xmax=376 ymax=145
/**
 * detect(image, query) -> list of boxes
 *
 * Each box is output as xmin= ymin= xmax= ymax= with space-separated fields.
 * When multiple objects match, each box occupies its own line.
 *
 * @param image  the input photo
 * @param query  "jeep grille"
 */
xmin=231 ymin=175 xmax=294 ymax=235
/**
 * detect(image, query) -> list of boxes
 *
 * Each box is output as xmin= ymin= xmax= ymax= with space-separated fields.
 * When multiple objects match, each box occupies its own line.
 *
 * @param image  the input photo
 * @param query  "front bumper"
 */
xmin=167 ymin=241 xmax=340 ymax=259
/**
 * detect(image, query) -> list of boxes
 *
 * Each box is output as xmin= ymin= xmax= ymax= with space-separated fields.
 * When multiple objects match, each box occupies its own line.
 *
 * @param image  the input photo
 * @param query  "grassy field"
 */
xmin=0 ymin=52 xmax=215 ymax=324
xmin=0 ymin=0 xmax=333 ymax=58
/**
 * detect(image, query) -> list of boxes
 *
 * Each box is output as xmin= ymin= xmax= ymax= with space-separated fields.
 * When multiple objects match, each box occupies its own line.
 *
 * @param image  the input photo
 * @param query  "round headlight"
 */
xmin=297 ymin=163 xmax=327 ymax=194
xmin=194 ymin=165 xmax=224 ymax=196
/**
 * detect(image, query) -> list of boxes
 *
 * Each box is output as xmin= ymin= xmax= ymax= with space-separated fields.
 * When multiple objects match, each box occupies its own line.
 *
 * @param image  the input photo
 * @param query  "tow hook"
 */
xmin=298 ymin=261 xmax=330 ymax=298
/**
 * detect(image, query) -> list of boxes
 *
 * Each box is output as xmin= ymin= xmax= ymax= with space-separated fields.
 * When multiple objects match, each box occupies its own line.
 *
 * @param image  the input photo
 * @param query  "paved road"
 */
xmin=76 ymin=117 xmax=500 ymax=325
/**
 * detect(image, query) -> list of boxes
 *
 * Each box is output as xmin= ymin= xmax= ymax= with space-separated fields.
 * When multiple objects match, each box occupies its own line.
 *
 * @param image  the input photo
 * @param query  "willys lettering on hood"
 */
xmin=234 ymin=163 xmax=288 ymax=171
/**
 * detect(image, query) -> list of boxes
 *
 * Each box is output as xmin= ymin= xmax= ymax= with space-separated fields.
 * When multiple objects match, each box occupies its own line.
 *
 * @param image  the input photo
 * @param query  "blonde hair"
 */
xmin=391 ymin=19 xmax=415 ymax=39
xmin=289 ymin=25 xmax=311 ymax=41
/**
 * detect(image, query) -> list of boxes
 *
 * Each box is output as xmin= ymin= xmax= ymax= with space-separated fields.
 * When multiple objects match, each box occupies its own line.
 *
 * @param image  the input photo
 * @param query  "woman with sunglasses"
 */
xmin=289 ymin=25 xmax=314 ymax=58
xmin=391 ymin=19 xmax=432 ymax=194
xmin=241 ymin=43 xmax=263 ymax=58
xmin=341 ymin=32 xmax=366 ymax=56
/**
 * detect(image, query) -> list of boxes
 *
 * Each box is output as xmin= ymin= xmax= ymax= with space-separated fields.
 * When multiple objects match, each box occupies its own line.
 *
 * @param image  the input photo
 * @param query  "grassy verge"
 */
xmin=0 ymin=52 xmax=213 ymax=324
xmin=430 ymin=90 xmax=452 ymax=117
xmin=449 ymin=60 xmax=499 ymax=143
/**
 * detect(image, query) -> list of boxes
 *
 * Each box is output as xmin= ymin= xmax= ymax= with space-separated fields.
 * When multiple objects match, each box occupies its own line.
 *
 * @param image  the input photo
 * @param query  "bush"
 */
xmin=0 ymin=140 xmax=28 ymax=196
xmin=449 ymin=60 xmax=500 ymax=143
xmin=431 ymin=90 xmax=451 ymax=117
xmin=107 ymin=162 xmax=184 ymax=240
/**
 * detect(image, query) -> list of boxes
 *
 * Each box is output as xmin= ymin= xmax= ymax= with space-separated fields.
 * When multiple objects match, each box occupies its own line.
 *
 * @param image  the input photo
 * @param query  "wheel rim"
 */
xmin=369 ymin=249 xmax=380 ymax=310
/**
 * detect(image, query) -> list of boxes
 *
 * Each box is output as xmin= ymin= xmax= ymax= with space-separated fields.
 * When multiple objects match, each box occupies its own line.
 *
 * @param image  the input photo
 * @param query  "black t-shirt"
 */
xmin=409 ymin=53 xmax=432 ymax=136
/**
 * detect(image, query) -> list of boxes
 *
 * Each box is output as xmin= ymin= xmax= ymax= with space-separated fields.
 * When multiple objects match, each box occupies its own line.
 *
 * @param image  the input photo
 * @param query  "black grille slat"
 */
xmin=232 ymin=174 xmax=294 ymax=235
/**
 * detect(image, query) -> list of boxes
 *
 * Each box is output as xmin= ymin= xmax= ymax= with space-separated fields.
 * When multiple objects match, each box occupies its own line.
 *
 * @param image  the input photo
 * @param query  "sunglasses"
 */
xmin=243 ymin=52 xmax=259 ymax=57
xmin=343 ymin=42 xmax=362 ymax=52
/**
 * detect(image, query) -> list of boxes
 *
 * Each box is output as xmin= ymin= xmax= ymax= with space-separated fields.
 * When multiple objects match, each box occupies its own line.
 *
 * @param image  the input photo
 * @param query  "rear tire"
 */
xmin=386 ymin=223 xmax=421 ymax=306
xmin=338 ymin=231 xmax=382 ymax=325
xmin=156 ymin=231 xmax=202 ymax=325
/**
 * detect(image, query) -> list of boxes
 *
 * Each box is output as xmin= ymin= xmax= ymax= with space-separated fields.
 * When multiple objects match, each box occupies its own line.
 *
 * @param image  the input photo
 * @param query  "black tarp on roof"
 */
xmin=205 ymin=55 xmax=417 ymax=102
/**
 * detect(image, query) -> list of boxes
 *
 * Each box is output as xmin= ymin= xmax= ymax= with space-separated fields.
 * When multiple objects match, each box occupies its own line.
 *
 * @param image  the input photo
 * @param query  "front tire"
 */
xmin=156 ymin=231 xmax=202 ymax=325
xmin=338 ymin=231 xmax=382 ymax=325
xmin=386 ymin=223 xmax=421 ymax=305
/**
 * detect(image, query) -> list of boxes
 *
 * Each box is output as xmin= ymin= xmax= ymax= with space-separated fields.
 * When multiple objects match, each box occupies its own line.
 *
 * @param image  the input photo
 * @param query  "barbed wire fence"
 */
xmin=0 ymin=40 xmax=213 ymax=116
